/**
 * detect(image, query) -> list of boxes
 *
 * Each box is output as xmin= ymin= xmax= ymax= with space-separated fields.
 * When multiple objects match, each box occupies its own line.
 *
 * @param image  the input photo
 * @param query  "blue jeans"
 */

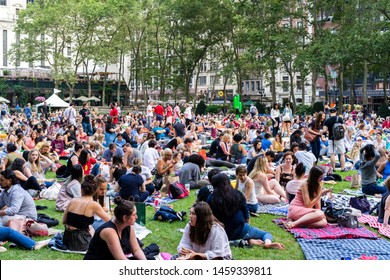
xmin=90 ymin=163 xmax=101 ymax=176
xmin=241 ymin=223 xmax=272 ymax=242
xmin=247 ymin=203 xmax=259 ymax=213
xmin=310 ymin=139 xmax=321 ymax=160
xmin=0 ymin=226 xmax=35 ymax=250
xmin=362 ymin=183 xmax=387 ymax=196
xmin=82 ymin=122 xmax=93 ymax=136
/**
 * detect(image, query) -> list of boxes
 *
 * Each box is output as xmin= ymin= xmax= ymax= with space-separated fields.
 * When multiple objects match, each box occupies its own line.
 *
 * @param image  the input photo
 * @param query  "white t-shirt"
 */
xmin=184 ymin=107 xmax=192 ymax=120
xmin=143 ymin=147 xmax=160 ymax=171
xmin=294 ymin=151 xmax=317 ymax=175
xmin=147 ymin=105 xmax=154 ymax=117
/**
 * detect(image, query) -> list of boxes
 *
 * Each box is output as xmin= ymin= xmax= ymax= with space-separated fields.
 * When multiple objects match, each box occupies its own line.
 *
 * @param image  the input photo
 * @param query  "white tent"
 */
xmin=36 ymin=93 xmax=69 ymax=108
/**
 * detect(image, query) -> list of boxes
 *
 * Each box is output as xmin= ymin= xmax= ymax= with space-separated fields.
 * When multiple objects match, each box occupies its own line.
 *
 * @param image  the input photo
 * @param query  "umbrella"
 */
xmin=76 ymin=96 xmax=90 ymax=102
xmin=0 ymin=96 xmax=10 ymax=103
xmin=87 ymin=96 xmax=100 ymax=102
xmin=64 ymin=97 xmax=70 ymax=101
xmin=35 ymin=96 xmax=46 ymax=102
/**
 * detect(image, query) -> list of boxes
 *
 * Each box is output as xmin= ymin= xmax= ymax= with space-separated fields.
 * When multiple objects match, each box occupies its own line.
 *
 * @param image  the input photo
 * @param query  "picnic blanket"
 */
xmin=256 ymin=202 xmax=289 ymax=216
xmin=359 ymin=214 xmax=390 ymax=239
xmin=298 ymin=238 xmax=390 ymax=260
xmin=273 ymin=218 xmax=378 ymax=239
xmin=145 ymin=196 xmax=178 ymax=206
xmin=330 ymin=193 xmax=380 ymax=210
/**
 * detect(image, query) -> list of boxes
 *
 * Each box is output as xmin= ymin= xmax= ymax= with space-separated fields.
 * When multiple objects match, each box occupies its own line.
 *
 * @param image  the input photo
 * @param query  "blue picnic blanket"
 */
xmin=256 ymin=202 xmax=288 ymax=216
xmin=298 ymin=238 xmax=390 ymax=260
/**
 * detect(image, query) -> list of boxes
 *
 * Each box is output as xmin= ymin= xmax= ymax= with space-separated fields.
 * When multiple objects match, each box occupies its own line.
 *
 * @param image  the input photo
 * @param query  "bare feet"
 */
xmin=248 ymin=239 xmax=264 ymax=246
xmin=34 ymin=239 xmax=50 ymax=250
xmin=283 ymin=220 xmax=294 ymax=229
xmin=263 ymin=242 xmax=285 ymax=250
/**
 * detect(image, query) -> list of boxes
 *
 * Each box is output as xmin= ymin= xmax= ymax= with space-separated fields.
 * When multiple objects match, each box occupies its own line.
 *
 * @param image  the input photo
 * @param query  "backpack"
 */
xmin=332 ymin=117 xmax=345 ymax=140
xmin=153 ymin=206 xmax=186 ymax=222
xmin=168 ymin=182 xmax=189 ymax=199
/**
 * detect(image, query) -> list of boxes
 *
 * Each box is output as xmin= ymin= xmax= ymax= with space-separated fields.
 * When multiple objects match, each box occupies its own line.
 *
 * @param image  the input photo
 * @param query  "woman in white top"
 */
xmin=248 ymin=156 xmax=286 ymax=204
xmin=174 ymin=202 xmax=232 ymax=260
xmin=270 ymin=103 xmax=281 ymax=137
xmin=235 ymin=166 xmax=258 ymax=213
xmin=281 ymin=103 xmax=293 ymax=137
xmin=344 ymin=126 xmax=355 ymax=152
xmin=23 ymin=149 xmax=56 ymax=186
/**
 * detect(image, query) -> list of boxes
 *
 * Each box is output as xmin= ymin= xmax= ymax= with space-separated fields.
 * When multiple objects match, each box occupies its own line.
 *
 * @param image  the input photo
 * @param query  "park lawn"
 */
xmin=1 ymin=168 xmax=381 ymax=260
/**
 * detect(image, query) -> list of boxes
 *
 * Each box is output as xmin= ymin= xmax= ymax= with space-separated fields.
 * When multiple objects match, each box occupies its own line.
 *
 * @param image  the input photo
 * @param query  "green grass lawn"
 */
xmin=0 ymin=168 xmax=385 ymax=260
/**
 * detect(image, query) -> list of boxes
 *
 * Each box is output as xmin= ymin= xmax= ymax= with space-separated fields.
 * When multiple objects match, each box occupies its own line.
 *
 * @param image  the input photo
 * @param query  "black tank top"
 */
xmin=84 ymin=221 xmax=131 ymax=260
xmin=67 ymin=153 xmax=78 ymax=170
xmin=66 ymin=212 xmax=94 ymax=229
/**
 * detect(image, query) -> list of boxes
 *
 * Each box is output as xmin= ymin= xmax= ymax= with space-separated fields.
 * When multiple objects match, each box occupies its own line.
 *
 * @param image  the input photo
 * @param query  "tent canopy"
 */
xmin=0 ymin=96 xmax=10 ymax=103
xmin=36 ymin=93 xmax=69 ymax=108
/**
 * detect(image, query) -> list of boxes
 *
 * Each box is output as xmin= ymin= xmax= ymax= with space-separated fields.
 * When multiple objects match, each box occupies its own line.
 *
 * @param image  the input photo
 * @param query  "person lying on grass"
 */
xmin=284 ymin=166 xmax=330 ymax=229
xmin=208 ymin=173 xmax=285 ymax=250
xmin=0 ymin=226 xmax=50 ymax=252
xmin=172 ymin=202 xmax=232 ymax=260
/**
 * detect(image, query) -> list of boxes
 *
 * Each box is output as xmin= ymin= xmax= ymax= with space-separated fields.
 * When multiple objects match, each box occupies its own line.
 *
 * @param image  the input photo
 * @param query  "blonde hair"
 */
xmin=28 ymin=149 xmax=43 ymax=174
xmin=248 ymin=156 xmax=267 ymax=179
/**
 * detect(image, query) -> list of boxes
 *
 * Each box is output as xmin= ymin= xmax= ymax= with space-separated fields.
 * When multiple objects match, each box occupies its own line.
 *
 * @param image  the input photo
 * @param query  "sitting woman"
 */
xmin=229 ymin=134 xmax=248 ymax=164
xmin=208 ymin=173 xmax=285 ymax=249
xmin=247 ymin=139 xmax=264 ymax=163
xmin=275 ymin=152 xmax=295 ymax=189
xmin=51 ymin=133 xmax=65 ymax=157
xmin=359 ymin=144 xmax=387 ymax=195
xmin=63 ymin=175 xmax=111 ymax=252
xmin=285 ymin=163 xmax=306 ymax=203
xmin=76 ymin=126 xmax=88 ymax=143
xmin=110 ymin=155 xmax=127 ymax=182
xmin=64 ymin=130 xmax=76 ymax=149
xmin=215 ymin=133 xmax=231 ymax=161
xmin=234 ymin=166 xmax=258 ymax=213
xmin=11 ymin=158 xmax=42 ymax=192
xmin=248 ymin=156 xmax=286 ymax=204
xmin=117 ymin=165 xmax=149 ymax=202
xmin=79 ymin=149 xmax=97 ymax=176
xmin=272 ymin=133 xmax=285 ymax=153
xmin=15 ymin=132 xmax=30 ymax=153
xmin=378 ymin=177 xmax=390 ymax=227
xmin=25 ymin=130 xmax=38 ymax=150
xmin=378 ymin=152 xmax=390 ymax=180
xmin=84 ymin=197 xmax=147 ymax=260
xmin=285 ymin=166 xmax=330 ymax=229
xmin=173 ymin=202 xmax=232 ymax=260
xmin=104 ymin=116 xmax=119 ymax=147
xmin=3 ymin=143 xmax=23 ymax=170
xmin=179 ymin=154 xmax=208 ymax=190
xmin=92 ymin=175 xmax=109 ymax=230
xmin=56 ymin=164 xmax=84 ymax=212
xmin=23 ymin=149 xmax=56 ymax=188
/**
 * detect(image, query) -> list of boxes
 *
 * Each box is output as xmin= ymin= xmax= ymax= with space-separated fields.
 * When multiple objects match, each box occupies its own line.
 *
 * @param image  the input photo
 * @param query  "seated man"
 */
xmin=152 ymin=121 xmax=167 ymax=141
xmin=102 ymin=143 xmax=124 ymax=163
xmin=0 ymin=170 xmax=37 ymax=226
xmin=117 ymin=165 xmax=149 ymax=202
xmin=208 ymin=133 xmax=222 ymax=158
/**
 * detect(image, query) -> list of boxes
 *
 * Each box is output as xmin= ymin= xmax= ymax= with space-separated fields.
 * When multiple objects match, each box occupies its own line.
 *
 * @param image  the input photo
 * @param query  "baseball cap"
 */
xmin=329 ymin=107 xmax=337 ymax=113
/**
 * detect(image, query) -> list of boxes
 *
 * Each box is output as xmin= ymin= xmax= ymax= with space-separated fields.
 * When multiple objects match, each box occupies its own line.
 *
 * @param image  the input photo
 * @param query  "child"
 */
xmin=234 ymin=165 xmax=259 ymax=214
xmin=114 ymin=133 xmax=126 ymax=148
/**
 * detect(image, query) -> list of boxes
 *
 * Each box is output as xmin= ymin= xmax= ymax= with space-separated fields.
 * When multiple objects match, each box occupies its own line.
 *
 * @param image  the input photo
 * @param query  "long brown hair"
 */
xmin=306 ymin=166 xmax=324 ymax=200
xmin=189 ymin=202 xmax=222 ymax=246
xmin=314 ymin=111 xmax=324 ymax=130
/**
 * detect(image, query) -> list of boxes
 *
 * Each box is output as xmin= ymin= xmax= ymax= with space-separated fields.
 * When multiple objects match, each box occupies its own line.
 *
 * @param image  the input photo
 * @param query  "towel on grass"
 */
xmin=359 ymin=214 xmax=390 ymax=239
xmin=298 ymin=238 xmax=390 ymax=260
xmin=256 ymin=202 xmax=288 ymax=216
xmin=273 ymin=218 xmax=378 ymax=239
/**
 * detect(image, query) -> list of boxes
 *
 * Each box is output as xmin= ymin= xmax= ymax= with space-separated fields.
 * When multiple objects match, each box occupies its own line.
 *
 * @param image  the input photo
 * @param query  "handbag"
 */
xmin=304 ymin=130 xmax=317 ymax=142
xmin=350 ymin=173 xmax=361 ymax=189
xmin=350 ymin=195 xmax=370 ymax=214
xmin=337 ymin=209 xmax=359 ymax=228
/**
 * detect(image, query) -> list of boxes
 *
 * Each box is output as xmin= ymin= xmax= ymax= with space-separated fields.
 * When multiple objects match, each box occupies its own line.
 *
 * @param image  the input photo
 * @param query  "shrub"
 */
xmin=295 ymin=105 xmax=312 ymax=116
xmin=205 ymin=105 xmax=220 ymax=114
xmin=378 ymin=103 xmax=390 ymax=118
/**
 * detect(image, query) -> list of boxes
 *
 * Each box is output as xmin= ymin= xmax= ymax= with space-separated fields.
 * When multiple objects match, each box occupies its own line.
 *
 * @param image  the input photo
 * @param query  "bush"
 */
xmin=295 ymin=105 xmax=312 ymax=116
xmin=255 ymin=101 xmax=266 ymax=114
xmin=205 ymin=105 xmax=220 ymax=114
xmin=195 ymin=100 xmax=207 ymax=115
xmin=378 ymin=103 xmax=390 ymax=118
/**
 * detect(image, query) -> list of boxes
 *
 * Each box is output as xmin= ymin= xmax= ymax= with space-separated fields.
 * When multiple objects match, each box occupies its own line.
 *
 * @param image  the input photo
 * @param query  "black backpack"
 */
xmin=332 ymin=117 xmax=345 ymax=140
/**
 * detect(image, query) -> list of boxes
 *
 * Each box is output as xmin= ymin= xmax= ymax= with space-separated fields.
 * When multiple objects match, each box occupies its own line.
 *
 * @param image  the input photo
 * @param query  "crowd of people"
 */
xmin=0 ymin=99 xmax=389 ymax=260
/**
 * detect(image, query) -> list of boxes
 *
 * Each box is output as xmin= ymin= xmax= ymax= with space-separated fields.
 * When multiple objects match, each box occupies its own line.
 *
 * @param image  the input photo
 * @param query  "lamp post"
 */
xmin=258 ymin=88 xmax=265 ymax=105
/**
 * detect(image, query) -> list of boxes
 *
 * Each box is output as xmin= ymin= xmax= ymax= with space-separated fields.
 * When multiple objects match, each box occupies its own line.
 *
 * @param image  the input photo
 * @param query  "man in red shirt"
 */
xmin=110 ymin=103 xmax=119 ymax=124
xmin=154 ymin=103 xmax=164 ymax=122
xmin=382 ymin=117 xmax=390 ymax=130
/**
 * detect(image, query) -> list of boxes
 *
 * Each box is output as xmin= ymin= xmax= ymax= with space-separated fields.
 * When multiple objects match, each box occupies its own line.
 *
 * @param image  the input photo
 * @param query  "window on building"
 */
xmin=201 ymin=63 xmax=207 ymax=72
xmin=246 ymin=82 xmax=250 ymax=92
xmin=210 ymin=76 xmax=215 ymax=85
xmin=3 ymin=30 xmax=7 ymax=67
xmin=297 ymin=76 xmax=302 ymax=90
xmin=282 ymin=76 xmax=289 ymax=92
xmin=256 ymin=81 xmax=260 ymax=91
xmin=0 ymin=0 xmax=6 ymax=6
xmin=199 ymin=76 xmax=207 ymax=86
xmin=251 ymin=81 xmax=255 ymax=91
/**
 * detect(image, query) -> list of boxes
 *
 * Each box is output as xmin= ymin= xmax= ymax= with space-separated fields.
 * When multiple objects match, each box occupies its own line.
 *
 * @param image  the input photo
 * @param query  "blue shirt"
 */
xmin=261 ymin=138 xmax=272 ymax=151
xmin=153 ymin=127 xmax=166 ymax=140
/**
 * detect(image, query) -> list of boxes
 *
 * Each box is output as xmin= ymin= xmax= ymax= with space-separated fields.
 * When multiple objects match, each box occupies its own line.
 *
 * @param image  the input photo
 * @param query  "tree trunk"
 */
xmin=289 ymin=73 xmax=296 ymax=109
xmin=301 ymin=74 xmax=305 ymax=106
xmin=311 ymin=71 xmax=317 ymax=104
xmin=102 ymin=63 xmax=108 ymax=106
xmin=270 ymin=69 xmax=276 ymax=104
xmin=338 ymin=70 xmax=344 ymax=115
xmin=363 ymin=61 xmax=368 ymax=105
xmin=351 ymin=72 xmax=355 ymax=109
xmin=117 ymin=52 xmax=123 ymax=105
xmin=384 ymin=69 xmax=388 ymax=105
